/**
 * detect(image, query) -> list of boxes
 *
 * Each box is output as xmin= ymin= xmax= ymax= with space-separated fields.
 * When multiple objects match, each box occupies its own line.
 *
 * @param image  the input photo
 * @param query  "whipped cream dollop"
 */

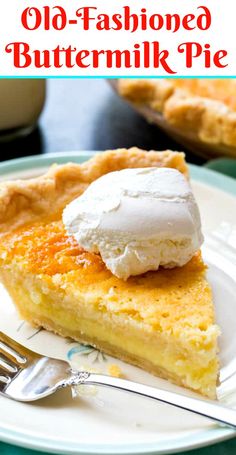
xmin=63 ymin=167 xmax=203 ymax=280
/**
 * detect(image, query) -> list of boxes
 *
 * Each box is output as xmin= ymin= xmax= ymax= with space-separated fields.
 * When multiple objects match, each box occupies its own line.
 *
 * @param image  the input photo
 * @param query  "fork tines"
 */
xmin=0 ymin=332 xmax=27 ymax=384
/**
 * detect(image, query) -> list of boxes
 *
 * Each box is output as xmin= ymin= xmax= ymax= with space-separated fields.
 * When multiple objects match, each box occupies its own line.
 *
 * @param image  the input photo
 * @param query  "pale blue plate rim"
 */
xmin=0 ymin=151 xmax=235 ymax=455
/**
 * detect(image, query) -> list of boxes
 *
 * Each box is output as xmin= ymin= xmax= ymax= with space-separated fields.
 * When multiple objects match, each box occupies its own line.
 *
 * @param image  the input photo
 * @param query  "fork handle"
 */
xmin=69 ymin=372 xmax=236 ymax=429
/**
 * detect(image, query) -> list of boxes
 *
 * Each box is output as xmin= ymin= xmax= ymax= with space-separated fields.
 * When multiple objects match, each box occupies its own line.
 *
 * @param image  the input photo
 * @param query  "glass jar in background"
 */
xmin=0 ymin=79 xmax=46 ymax=141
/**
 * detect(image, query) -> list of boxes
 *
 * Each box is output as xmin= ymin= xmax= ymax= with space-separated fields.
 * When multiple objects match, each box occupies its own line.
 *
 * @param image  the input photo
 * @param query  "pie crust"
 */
xmin=118 ymin=79 xmax=236 ymax=151
xmin=0 ymin=147 xmax=188 ymax=234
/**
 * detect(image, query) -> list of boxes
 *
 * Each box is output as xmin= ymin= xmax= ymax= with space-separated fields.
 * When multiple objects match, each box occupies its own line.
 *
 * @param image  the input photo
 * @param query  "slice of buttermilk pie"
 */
xmin=0 ymin=148 xmax=220 ymax=398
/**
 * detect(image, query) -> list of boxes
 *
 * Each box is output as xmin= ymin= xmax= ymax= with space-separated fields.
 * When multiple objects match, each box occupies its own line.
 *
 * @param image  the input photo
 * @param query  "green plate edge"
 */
xmin=0 ymin=151 xmax=235 ymax=455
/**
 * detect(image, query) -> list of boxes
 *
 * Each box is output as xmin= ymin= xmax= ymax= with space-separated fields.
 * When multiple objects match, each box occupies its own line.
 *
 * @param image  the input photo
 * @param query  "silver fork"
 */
xmin=0 ymin=331 xmax=236 ymax=429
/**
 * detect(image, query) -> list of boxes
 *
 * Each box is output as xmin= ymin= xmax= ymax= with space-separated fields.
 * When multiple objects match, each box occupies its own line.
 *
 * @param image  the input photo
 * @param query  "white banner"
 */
xmin=0 ymin=0 xmax=235 ymax=76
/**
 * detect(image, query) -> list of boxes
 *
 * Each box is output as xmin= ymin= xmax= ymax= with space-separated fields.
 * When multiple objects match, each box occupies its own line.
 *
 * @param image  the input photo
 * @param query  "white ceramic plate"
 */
xmin=0 ymin=152 xmax=236 ymax=455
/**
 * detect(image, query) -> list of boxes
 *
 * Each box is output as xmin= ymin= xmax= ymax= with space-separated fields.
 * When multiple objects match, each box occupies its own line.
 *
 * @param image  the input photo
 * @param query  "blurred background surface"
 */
xmin=0 ymin=79 xmax=205 ymax=164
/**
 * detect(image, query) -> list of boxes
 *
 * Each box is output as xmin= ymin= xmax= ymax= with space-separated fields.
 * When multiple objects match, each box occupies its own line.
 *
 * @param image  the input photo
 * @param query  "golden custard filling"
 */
xmin=0 ymin=220 xmax=213 ymax=334
xmin=0 ymin=219 xmax=219 ymax=397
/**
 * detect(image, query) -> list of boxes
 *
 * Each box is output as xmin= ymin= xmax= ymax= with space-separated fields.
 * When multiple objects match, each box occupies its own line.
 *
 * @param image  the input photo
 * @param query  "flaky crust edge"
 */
xmin=118 ymin=80 xmax=236 ymax=149
xmin=0 ymin=147 xmax=188 ymax=234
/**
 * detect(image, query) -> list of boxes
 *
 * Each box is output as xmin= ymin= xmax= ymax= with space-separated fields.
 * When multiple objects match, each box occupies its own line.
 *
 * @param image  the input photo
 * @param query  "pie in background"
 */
xmin=118 ymin=79 xmax=236 ymax=158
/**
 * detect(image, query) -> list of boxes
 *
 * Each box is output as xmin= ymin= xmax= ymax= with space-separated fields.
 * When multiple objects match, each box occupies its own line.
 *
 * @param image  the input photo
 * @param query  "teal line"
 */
xmin=0 ymin=75 xmax=236 ymax=79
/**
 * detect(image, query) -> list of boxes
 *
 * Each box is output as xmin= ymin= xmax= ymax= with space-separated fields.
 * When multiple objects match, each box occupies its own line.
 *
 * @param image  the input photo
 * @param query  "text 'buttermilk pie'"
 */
xmin=0 ymin=148 xmax=220 ymax=398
